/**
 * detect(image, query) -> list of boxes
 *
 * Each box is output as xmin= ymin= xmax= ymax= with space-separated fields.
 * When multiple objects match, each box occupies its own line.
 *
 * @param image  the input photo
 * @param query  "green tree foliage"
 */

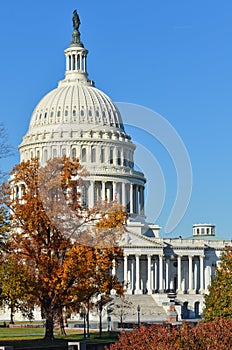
xmin=0 ymin=259 xmax=35 ymax=324
xmin=0 ymin=204 xmax=10 ymax=253
xmin=107 ymin=318 xmax=232 ymax=350
xmin=204 ymin=246 xmax=232 ymax=321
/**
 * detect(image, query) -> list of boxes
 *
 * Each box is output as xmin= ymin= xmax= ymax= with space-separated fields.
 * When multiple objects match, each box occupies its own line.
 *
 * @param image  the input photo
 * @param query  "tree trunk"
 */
xmin=44 ymin=316 xmax=54 ymax=340
xmin=58 ymin=307 xmax=66 ymax=336
xmin=87 ymin=309 xmax=90 ymax=336
xmin=87 ymin=299 xmax=90 ymax=336
xmin=43 ymin=299 xmax=54 ymax=340
xmin=10 ymin=306 xmax=14 ymax=324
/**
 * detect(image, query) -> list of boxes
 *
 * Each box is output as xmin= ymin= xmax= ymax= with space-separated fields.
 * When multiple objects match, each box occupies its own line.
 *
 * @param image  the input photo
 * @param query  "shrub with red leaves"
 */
xmin=106 ymin=318 xmax=232 ymax=350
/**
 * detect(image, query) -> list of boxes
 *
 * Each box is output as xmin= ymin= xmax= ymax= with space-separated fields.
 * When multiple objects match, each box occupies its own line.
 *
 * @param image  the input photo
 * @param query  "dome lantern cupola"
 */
xmin=61 ymin=10 xmax=94 ymax=86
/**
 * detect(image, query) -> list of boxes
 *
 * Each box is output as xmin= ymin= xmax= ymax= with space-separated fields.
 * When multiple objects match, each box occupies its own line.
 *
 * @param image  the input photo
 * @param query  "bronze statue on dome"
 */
xmin=72 ymin=10 xmax=81 ymax=31
xmin=70 ymin=9 xmax=83 ymax=48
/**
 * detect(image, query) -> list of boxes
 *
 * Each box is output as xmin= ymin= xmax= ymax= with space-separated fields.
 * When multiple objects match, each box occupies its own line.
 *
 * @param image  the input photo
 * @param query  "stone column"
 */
xmin=159 ymin=255 xmax=164 ymax=293
xmin=124 ymin=254 xmax=128 ymax=287
xmin=177 ymin=255 xmax=183 ymax=294
xmin=188 ymin=255 xmax=194 ymax=294
xmin=166 ymin=257 xmax=170 ymax=291
xmin=200 ymin=255 xmax=205 ymax=294
xmin=79 ymin=54 xmax=82 ymax=70
xmin=154 ymin=257 xmax=158 ymax=291
xmin=194 ymin=259 xmax=198 ymax=292
xmin=113 ymin=148 xmax=117 ymax=166
xmin=75 ymin=55 xmax=78 ymax=70
xmin=131 ymin=258 xmax=134 ymax=293
xmin=135 ymin=254 xmax=142 ymax=294
xmin=101 ymin=181 xmax=106 ymax=201
xmin=135 ymin=185 xmax=139 ymax=214
xmin=130 ymin=183 xmax=134 ymax=214
xmin=84 ymin=56 xmax=87 ymax=72
xmin=205 ymin=266 xmax=211 ymax=292
xmin=88 ymin=181 xmax=94 ymax=208
xmin=113 ymin=182 xmax=117 ymax=201
xmin=122 ymin=182 xmax=126 ymax=207
xmin=66 ymin=55 xmax=69 ymax=71
xmin=147 ymin=254 xmax=152 ymax=294
xmin=140 ymin=186 xmax=145 ymax=215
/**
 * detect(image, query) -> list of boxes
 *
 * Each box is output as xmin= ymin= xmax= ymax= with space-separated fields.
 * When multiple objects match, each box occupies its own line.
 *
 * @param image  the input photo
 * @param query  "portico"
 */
xmin=118 ymin=224 xmax=226 ymax=304
xmin=121 ymin=251 xmax=208 ymax=295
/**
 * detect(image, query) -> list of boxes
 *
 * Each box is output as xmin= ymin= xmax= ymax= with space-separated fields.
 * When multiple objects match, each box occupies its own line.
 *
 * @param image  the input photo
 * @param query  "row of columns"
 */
xmin=23 ymin=145 xmax=134 ymax=169
xmin=87 ymin=181 xmax=145 ymax=215
xmin=122 ymin=253 xmax=210 ymax=295
xmin=66 ymin=53 xmax=87 ymax=72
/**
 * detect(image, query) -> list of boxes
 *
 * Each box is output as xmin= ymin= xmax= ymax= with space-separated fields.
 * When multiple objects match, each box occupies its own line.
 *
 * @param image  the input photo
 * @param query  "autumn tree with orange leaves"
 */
xmin=0 ymin=157 xmax=127 ymax=339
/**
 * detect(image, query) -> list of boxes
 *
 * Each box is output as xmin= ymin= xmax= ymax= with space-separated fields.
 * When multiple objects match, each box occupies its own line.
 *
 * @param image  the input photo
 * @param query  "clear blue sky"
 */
xmin=0 ymin=0 xmax=232 ymax=239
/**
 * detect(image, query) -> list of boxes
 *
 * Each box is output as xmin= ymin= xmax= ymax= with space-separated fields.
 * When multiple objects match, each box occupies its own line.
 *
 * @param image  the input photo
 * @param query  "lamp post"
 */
xmin=107 ymin=308 xmax=111 ymax=332
xmin=82 ymin=307 xmax=86 ymax=340
xmin=166 ymin=290 xmax=178 ymax=323
xmin=137 ymin=304 xmax=141 ymax=327
xmin=99 ymin=296 xmax=103 ymax=338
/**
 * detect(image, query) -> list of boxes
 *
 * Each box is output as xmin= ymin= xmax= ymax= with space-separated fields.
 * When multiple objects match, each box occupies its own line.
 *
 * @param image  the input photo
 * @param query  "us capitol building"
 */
xmin=11 ymin=10 xmax=232 ymax=321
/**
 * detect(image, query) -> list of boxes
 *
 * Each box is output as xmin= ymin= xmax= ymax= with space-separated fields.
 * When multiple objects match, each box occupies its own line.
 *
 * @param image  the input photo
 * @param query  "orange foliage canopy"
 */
xmin=0 ymin=157 xmax=127 ymax=338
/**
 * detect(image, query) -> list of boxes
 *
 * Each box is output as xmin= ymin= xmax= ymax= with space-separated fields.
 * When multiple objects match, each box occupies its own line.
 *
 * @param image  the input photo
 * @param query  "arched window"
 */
xmin=101 ymin=148 xmax=105 ymax=163
xmin=44 ymin=149 xmax=48 ymax=162
xmin=124 ymin=151 xmax=128 ymax=167
xmin=82 ymin=185 xmax=87 ymax=207
xmin=65 ymin=110 xmax=68 ymax=117
xmin=72 ymin=148 xmax=76 ymax=159
xmin=194 ymin=302 xmax=200 ymax=317
xmin=62 ymin=148 xmax=66 ymax=156
xmin=182 ymin=302 xmax=189 ymax=319
xmin=117 ymin=150 xmax=121 ymax=165
xmin=91 ymin=148 xmax=96 ymax=163
xmin=53 ymin=149 xmax=57 ymax=158
xmin=127 ymin=150 xmax=132 ymax=168
xmin=110 ymin=149 xmax=113 ymax=164
xmin=37 ymin=150 xmax=40 ymax=159
xmin=21 ymin=184 xmax=26 ymax=196
xmin=82 ymin=148 xmax=86 ymax=162
xmin=73 ymin=109 xmax=76 ymax=117
xmin=15 ymin=186 xmax=19 ymax=199
xmin=57 ymin=111 xmax=61 ymax=117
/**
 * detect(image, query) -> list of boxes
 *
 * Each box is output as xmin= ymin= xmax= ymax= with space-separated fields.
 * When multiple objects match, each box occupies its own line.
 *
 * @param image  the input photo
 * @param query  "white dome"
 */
xmin=28 ymin=83 xmax=125 ymax=134
xmin=18 ymin=10 xmax=146 ymax=222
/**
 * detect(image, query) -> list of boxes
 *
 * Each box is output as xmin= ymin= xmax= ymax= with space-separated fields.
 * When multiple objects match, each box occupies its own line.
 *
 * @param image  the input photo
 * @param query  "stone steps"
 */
xmin=121 ymin=294 xmax=167 ymax=322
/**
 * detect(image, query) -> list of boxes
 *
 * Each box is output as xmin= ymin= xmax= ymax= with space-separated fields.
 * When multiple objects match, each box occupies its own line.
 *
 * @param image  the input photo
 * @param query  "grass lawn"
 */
xmin=0 ymin=327 xmax=119 ymax=348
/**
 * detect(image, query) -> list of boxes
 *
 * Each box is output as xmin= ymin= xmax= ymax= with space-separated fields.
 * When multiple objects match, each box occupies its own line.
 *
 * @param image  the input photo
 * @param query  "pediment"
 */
xmin=120 ymin=229 xmax=165 ymax=248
